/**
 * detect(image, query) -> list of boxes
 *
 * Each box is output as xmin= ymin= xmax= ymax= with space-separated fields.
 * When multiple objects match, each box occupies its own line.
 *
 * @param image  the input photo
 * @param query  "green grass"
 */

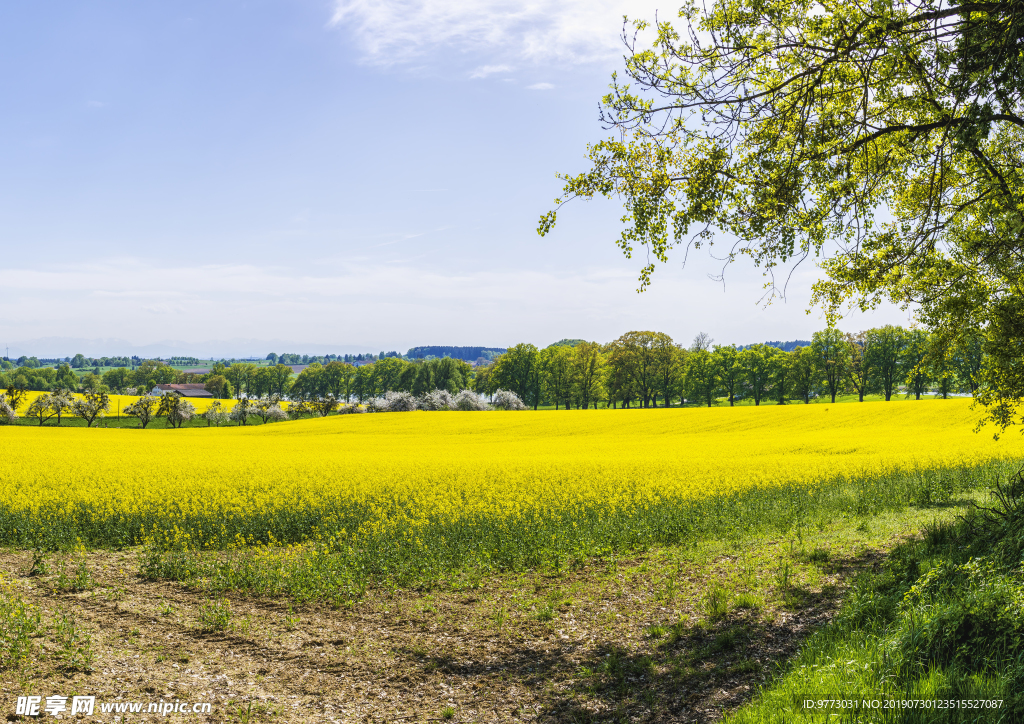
xmin=726 ymin=472 xmax=1024 ymax=723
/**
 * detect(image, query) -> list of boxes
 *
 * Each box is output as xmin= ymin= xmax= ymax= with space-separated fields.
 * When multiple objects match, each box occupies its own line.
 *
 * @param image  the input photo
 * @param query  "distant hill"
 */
xmin=406 ymin=346 xmax=506 ymax=361
xmin=547 ymin=339 xmax=587 ymax=348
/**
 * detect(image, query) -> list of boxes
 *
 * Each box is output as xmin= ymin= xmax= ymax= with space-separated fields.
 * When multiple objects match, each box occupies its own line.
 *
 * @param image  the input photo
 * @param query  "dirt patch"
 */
xmin=0 ymin=536 xmax=890 ymax=723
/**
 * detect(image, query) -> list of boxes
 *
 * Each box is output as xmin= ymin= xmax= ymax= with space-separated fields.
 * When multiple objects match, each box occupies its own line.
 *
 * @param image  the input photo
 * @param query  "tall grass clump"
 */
xmin=0 ymin=578 xmax=41 ymax=670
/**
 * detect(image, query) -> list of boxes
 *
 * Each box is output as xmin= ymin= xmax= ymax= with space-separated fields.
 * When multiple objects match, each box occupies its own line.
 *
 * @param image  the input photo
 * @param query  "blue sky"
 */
xmin=0 ymin=1 xmax=912 ymax=357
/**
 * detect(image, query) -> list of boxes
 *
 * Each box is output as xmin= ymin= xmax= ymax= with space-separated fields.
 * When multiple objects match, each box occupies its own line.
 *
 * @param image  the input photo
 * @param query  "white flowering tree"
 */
xmin=157 ymin=393 xmax=196 ymax=429
xmin=201 ymin=400 xmax=228 ymax=427
xmin=265 ymin=404 xmax=288 ymax=422
xmin=492 ymin=389 xmax=527 ymax=411
xmin=70 ymin=390 xmax=110 ymax=428
xmin=0 ymin=394 xmax=16 ymax=424
xmin=123 ymin=394 xmax=159 ymax=429
xmin=384 ymin=391 xmax=419 ymax=412
xmin=229 ymin=398 xmax=253 ymax=426
xmin=253 ymin=395 xmax=287 ymax=424
xmin=420 ymin=389 xmax=454 ymax=411
xmin=452 ymin=390 xmax=491 ymax=411
xmin=25 ymin=394 xmax=56 ymax=426
xmin=50 ymin=389 xmax=75 ymax=425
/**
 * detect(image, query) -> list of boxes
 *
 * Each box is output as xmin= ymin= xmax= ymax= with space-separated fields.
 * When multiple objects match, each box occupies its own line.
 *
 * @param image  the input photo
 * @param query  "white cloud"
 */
xmin=330 ymin=0 xmax=666 ymax=68
xmin=526 ymin=82 xmax=554 ymax=90
xmin=0 ymin=257 xmax=915 ymax=350
xmin=470 ymin=64 xmax=514 ymax=79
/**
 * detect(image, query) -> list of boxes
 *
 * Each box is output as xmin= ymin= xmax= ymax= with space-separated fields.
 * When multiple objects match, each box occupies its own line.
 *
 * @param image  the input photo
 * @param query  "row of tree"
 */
xmin=0 ymin=325 xmax=982 ymax=409
xmin=481 ymin=326 xmax=981 ymax=409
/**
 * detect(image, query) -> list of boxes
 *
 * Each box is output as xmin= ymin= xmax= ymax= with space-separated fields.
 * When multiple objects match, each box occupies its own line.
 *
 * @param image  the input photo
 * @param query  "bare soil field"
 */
xmin=0 ymin=509 xmax=943 ymax=724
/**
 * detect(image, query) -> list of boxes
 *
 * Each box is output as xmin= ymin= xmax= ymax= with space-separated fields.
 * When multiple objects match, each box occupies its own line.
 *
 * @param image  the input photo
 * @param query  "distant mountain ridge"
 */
xmin=4 ymin=337 xmax=381 ymax=360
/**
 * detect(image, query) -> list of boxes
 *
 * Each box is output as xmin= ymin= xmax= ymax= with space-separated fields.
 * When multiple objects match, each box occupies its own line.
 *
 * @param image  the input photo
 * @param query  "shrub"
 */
xmin=264 ymin=405 xmax=288 ymax=422
xmin=365 ymin=397 xmax=389 ymax=413
xmin=492 ymin=389 xmax=527 ymax=411
xmin=420 ymin=389 xmax=455 ymax=411
xmin=336 ymin=403 xmax=365 ymax=415
xmin=452 ymin=390 xmax=490 ymax=411
xmin=384 ymin=391 xmax=419 ymax=412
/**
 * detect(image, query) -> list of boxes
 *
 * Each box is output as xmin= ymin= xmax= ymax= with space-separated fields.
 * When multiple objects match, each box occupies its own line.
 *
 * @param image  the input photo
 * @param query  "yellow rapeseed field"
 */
xmin=0 ymin=399 xmax=1020 ymax=561
xmin=21 ymin=390 xmax=244 ymax=414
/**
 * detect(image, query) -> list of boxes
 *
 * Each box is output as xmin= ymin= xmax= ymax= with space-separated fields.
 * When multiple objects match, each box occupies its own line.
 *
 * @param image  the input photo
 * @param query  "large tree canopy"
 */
xmin=540 ymin=0 xmax=1024 ymax=430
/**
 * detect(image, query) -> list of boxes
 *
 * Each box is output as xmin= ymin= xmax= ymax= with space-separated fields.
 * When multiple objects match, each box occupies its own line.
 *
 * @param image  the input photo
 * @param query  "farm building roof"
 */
xmin=153 ymin=384 xmax=214 ymax=398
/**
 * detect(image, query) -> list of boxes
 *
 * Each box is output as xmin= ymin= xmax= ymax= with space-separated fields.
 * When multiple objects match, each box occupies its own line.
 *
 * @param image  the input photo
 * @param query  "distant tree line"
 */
xmin=0 ymin=326 xmax=982 ymax=414
xmin=406 ymin=346 xmax=506 ymax=362
xmin=265 ymin=352 xmax=400 ymax=365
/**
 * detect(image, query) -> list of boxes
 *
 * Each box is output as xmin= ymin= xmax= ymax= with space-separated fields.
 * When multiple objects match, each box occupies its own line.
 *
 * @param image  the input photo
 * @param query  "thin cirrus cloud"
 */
xmin=0 ymin=258 xmax=844 ymax=348
xmin=330 ymin=0 xmax=668 ymax=68
xmin=526 ymin=82 xmax=554 ymax=90
xmin=469 ymin=64 xmax=514 ymax=79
